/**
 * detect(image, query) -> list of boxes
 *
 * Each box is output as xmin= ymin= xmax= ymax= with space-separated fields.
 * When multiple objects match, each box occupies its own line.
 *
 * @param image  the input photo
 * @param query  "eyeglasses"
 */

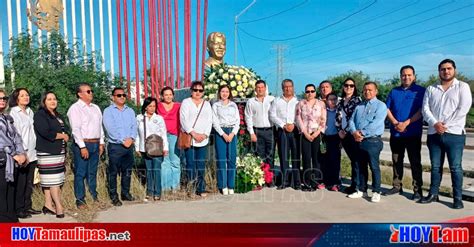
xmin=0 ymin=96 xmax=8 ymax=101
xmin=344 ymin=84 xmax=355 ymax=88
xmin=83 ymin=90 xmax=94 ymax=94
xmin=114 ymin=94 xmax=127 ymax=98
xmin=192 ymin=89 xmax=204 ymax=93
xmin=305 ymin=90 xmax=316 ymax=94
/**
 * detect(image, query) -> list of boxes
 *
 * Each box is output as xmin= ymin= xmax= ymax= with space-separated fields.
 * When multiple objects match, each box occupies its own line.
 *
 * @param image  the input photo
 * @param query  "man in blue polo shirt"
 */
xmin=385 ymin=65 xmax=425 ymax=200
xmin=348 ymin=82 xmax=387 ymax=203
xmin=103 ymin=87 xmax=138 ymax=206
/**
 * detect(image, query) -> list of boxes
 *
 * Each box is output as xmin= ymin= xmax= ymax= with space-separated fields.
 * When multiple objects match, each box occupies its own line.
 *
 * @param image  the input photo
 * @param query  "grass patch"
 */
xmin=340 ymin=156 xmax=454 ymax=198
xmin=31 ymin=151 xmax=219 ymax=222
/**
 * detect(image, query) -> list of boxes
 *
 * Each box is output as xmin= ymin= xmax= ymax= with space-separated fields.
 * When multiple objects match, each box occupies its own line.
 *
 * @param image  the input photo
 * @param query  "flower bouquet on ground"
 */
xmin=235 ymin=154 xmax=265 ymax=193
xmin=203 ymin=63 xmax=260 ymax=100
xmin=261 ymin=162 xmax=274 ymax=186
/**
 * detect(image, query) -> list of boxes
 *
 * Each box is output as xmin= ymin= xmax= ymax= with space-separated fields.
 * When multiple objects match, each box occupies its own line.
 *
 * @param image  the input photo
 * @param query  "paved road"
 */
xmin=23 ymin=185 xmax=474 ymax=223
xmin=381 ymin=130 xmax=474 ymax=172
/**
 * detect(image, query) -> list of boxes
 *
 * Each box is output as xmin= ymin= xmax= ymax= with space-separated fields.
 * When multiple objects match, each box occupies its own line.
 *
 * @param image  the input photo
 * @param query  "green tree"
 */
xmin=3 ymin=32 xmax=125 ymax=117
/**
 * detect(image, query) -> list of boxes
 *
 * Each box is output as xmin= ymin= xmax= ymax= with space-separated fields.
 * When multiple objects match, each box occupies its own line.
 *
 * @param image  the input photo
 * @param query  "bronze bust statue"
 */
xmin=204 ymin=32 xmax=226 ymax=68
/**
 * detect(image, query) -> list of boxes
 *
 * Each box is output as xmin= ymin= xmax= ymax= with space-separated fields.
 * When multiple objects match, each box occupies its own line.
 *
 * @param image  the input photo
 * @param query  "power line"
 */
xmin=238 ymin=0 xmax=378 ymax=42
xmin=293 ymin=13 xmax=474 ymax=61
xmin=290 ymin=1 xmax=460 ymax=58
xmin=296 ymin=34 xmax=474 ymax=75
xmin=237 ymin=0 xmax=309 ymax=24
xmin=292 ymin=0 xmax=421 ymax=49
xmin=237 ymin=31 xmax=247 ymax=65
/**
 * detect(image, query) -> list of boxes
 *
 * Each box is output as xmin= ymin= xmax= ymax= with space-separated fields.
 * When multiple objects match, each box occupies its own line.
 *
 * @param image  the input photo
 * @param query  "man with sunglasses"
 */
xmin=67 ymin=83 xmax=105 ymax=209
xmin=385 ymin=65 xmax=425 ymax=200
xmin=103 ymin=87 xmax=138 ymax=206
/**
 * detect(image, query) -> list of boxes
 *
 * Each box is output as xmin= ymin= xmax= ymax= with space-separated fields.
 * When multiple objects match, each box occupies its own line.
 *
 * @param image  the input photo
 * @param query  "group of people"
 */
xmin=0 ymin=58 xmax=470 ymax=222
xmin=243 ymin=58 xmax=470 ymax=209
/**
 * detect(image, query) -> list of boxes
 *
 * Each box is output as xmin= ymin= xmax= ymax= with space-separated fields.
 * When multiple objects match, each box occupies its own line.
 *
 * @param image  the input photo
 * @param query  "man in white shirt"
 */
xmin=420 ymin=59 xmax=472 ymax=209
xmin=67 ymin=83 xmax=105 ymax=209
xmin=245 ymin=80 xmax=276 ymax=186
xmin=270 ymin=79 xmax=301 ymax=190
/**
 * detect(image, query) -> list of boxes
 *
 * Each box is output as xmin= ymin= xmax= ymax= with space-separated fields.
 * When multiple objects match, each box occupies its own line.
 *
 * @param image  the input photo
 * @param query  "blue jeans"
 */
xmin=185 ymin=145 xmax=207 ymax=194
xmin=143 ymin=153 xmax=163 ymax=197
xmin=73 ymin=143 xmax=99 ymax=206
xmin=427 ymin=133 xmax=465 ymax=200
xmin=161 ymin=134 xmax=181 ymax=190
xmin=215 ymin=128 xmax=237 ymax=190
xmin=107 ymin=143 xmax=134 ymax=200
xmin=357 ymin=137 xmax=383 ymax=193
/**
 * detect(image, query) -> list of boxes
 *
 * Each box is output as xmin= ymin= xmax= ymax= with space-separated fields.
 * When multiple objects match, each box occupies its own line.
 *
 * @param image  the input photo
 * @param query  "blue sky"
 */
xmin=1 ymin=0 xmax=474 ymax=94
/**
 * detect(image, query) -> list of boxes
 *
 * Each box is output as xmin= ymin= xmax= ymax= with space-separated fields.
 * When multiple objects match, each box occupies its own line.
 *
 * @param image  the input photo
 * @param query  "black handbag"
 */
xmin=144 ymin=115 xmax=164 ymax=157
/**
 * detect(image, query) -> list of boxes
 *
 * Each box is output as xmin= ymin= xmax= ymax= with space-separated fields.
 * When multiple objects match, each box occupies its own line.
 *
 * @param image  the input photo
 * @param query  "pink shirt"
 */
xmin=296 ymin=99 xmax=326 ymax=134
xmin=67 ymin=99 xmax=105 ymax=148
xmin=157 ymin=102 xmax=181 ymax=136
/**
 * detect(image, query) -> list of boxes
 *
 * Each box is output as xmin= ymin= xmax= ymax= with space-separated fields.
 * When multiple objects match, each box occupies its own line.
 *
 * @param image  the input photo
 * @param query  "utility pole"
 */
xmin=273 ymin=44 xmax=287 ymax=96
xmin=234 ymin=0 xmax=256 ymax=65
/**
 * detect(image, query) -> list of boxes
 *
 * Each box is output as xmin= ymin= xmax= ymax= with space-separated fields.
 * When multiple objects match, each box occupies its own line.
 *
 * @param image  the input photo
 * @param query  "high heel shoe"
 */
xmin=42 ymin=206 xmax=56 ymax=215
xmin=56 ymin=213 xmax=65 ymax=219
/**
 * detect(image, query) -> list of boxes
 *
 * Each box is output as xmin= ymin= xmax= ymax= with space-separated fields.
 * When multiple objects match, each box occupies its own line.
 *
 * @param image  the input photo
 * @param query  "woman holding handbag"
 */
xmin=179 ymin=81 xmax=213 ymax=197
xmin=33 ymin=91 xmax=69 ymax=218
xmin=136 ymin=97 xmax=169 ymax=201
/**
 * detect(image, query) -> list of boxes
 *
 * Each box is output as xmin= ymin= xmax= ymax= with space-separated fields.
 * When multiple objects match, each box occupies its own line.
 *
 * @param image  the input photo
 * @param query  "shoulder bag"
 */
xmin=178 ymin=101 xmax=204 ymax=149
xmin=144 ymin=115 xmax=164 ymax=157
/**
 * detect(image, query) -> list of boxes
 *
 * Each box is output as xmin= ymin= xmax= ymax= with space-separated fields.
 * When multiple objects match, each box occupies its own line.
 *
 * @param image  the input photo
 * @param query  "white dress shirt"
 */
xmin=422 ymin=78 xmax=472 ymax=135
xmin=212 ymin=100 xmax=240 ymax=136
xmin=269 ymin=95 xmax=299 ymax=129
xmin=244 ymin=95 xmax=275 ymax=135
xmin=136 ymin=113 xmax=169 ymax=152
xmin=10 ymin=106 xmax=37 ymax=162
xmin=67 ymin=99 xmax=105 ymax=148
xmin=180 ymin=98 xmax=213 ymax=147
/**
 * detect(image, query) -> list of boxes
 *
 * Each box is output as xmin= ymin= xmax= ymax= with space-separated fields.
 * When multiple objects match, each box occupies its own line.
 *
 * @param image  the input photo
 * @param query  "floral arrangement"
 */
xmin=203 ymin=63 xmax=260 ymax=100
xmin=261 ymin=163 xmax=274 ymax=185
xmin=235 ymin=154 xmax=265 ymax=193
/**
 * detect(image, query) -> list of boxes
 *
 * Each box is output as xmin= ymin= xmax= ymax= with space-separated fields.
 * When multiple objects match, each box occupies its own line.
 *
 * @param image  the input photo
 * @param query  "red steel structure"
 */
xmin=116 ymin=0 xmax=208 ymax=105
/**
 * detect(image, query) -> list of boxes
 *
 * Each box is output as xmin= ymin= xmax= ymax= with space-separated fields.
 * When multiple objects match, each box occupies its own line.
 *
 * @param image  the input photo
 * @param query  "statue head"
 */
xmin=27 ymin=0 xmax=63 ymax=32
xmin=207 ymin=32 xmax=226 ymax=61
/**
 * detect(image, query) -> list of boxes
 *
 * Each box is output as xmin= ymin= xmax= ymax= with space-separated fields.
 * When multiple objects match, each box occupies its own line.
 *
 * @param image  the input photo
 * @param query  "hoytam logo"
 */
xmin=11 ymin=227 xmax=131 ymax=242
xmin=390 ymin=224 xmax=469 ymax=244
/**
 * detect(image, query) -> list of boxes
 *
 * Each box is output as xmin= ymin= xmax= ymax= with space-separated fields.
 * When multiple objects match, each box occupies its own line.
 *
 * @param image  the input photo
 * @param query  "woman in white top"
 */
xmin=136 ymin=97 xmax=168 ymax=201
xmin=212 ymin=85 xmax=240 ymax=195
xmin=8 ymin=88 xmax=40 ymax=218
xmin=179 ymin=81 xmax=213 ymax=197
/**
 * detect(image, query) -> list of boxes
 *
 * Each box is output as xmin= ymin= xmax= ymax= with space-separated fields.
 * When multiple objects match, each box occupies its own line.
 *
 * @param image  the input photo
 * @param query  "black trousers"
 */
xmin=389 ymin=135 xmax=423 ymax=192
xmin=0 ymin=166 xmax=15 ymax=215
xmin=324 ymin=135 xmax=342 ymax=186
xmin=107 ymin=144 xmax=135 ymax=200
xmin=15 ymin=161 xmax=37 ymax=213
xmin=341 ymin=134 xmax=360 ymax=189
xmin=301 ymin=134 xmax=321 ymax=187
xmin=252 ymin=127 xmax=275 ymax=169
xmin=276 ymin=128 xmax=301 ymax=187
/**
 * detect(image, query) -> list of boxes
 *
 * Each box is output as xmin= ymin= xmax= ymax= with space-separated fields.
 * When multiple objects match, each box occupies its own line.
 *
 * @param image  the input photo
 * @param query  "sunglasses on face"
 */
xmin=0 ymin=96 xmax=8 ymax=101
xmin=192 ymin=89 xmax=204 ymax=93
xmin=114 ymin=94 xmax=127 ymax=98
xmin=83 ymin=90 xmax=94 ymax=94
xmin=344 ymin=84 xmax=355 ymax=88
xmin=305 ymin=90 xmax=316 ymax=94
